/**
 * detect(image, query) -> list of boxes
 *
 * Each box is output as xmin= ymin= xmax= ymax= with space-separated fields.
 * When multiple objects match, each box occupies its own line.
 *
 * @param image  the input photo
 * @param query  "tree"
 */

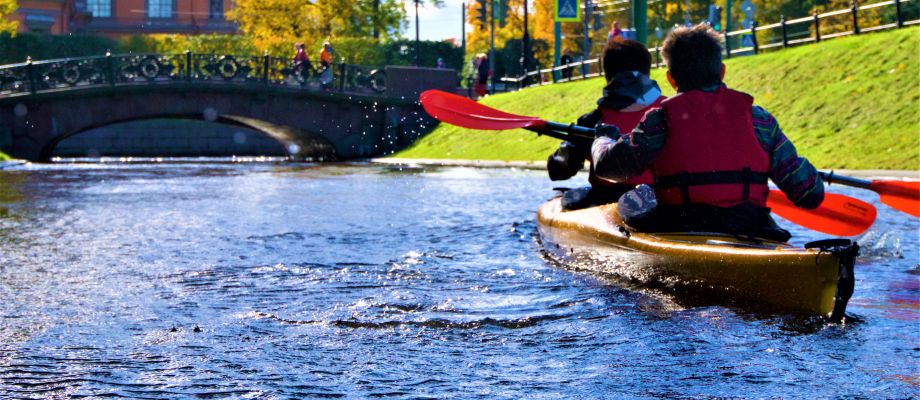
xmin=228 ymin=0 xmax=410 ymax=55
xmin=0 ymin=0 xmax=17 ymax=35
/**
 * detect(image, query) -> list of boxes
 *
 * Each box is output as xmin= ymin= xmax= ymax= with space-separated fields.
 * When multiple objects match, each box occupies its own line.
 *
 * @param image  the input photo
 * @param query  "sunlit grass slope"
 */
xmin=396 ymin=27 xmax=919 ymax=170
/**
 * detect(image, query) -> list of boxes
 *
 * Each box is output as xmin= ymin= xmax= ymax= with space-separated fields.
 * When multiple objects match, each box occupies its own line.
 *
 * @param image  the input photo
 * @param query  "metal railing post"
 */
xmin=105 ymin=51 xmax=115 ymax=86
xmin=751 ymin=22 xmax=759 ymax=54
xmin=851 ymin=0 xmax=860 ymax=35
xmin=338 ymin=62 xmax=346 ymax=92
xmin=814 ymin=14 xmax=821 ymax=42
xmin=724 ymin=32 xmax=732 ymax=59
xmin=895 ymin=0 xmax=903 ymax=28
xmin=781 ymin=16 xmax=788 ymax=48
xmin=185 ymin=50 xmax=192 ymax=82
xmin=25 ymin=57 xmax=37 ymax=95
xmin=262 ymin=51 xmax=270 ymax=85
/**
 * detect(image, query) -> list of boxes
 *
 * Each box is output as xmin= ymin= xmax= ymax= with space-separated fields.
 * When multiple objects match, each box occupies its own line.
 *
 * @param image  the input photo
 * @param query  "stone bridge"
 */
xmin=0 ymin=53 xmax=456 ymax=161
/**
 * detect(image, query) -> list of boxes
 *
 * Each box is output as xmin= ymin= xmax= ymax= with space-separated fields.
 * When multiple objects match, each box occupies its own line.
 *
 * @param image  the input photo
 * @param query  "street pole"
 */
xmin=583 ymin=0 xmax=590 ymax=64
xmin=554 ymin=21 xmax=561 ymax=81
xmin=489 ymin=0 xmax=495 ymax=88
xmin=523 ymin=0 xmax=530 ymax=79
xmin=726 ymin=0 xmax=732 ymax=32
xmin=415 ymin=0 xmax=421 ymax=66
xmin=632 ymin=0 xmax=647 ymax=44
xmin=725 ymin=0 xmax=732 ymax=47
xmin=462 ymin=3 xmax=467 ymax=60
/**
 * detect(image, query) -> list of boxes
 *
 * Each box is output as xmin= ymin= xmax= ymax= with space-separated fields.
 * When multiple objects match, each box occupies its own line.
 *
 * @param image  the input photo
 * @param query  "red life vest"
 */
xmin=588 ymin=96 xmax=666 ymax=188
xmin=649 ymin=87 xmax=769 ymax=208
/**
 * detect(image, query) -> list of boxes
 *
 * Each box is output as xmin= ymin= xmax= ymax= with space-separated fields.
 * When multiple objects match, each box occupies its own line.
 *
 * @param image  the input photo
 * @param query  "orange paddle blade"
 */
xmin=767 ymin=190 xmax=876 ymax=236
xmin=419 ymin=90 xmax=548 ymax=131
xmin=870 ymin=180 xmax=920 ymax=217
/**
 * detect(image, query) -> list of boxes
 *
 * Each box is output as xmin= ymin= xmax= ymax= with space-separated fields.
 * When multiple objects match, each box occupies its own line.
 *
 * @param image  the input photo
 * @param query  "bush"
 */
xmin=118 ymin=34 xmax=257 ymax=55
xmin=0 ymin=32 xmax=118 ymax=64
xmin=380 ymin=40 xmax=464 ymax=70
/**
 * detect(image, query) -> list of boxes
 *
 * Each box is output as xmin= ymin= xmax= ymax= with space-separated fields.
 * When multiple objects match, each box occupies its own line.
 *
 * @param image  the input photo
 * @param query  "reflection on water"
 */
xmin=0 ymin=162 xmax=917 ymax=398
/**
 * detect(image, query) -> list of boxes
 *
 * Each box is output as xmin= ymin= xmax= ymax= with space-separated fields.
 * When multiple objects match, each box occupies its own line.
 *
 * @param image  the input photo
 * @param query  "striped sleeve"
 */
xmin=752 ymin=106 xmax=825 ymax=209
xmin=591 ymin=108 xmax=668 ymax=182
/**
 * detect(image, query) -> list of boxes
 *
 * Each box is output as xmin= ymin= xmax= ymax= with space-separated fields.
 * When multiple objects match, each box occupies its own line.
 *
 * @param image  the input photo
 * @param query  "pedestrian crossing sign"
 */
xmin=555 ymin=0 xmax=581 ymax=22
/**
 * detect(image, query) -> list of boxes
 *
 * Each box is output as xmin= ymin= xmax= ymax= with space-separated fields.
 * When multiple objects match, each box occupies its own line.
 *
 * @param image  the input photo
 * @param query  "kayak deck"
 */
xmin=536 ymin=197 xmax=857 ymax=318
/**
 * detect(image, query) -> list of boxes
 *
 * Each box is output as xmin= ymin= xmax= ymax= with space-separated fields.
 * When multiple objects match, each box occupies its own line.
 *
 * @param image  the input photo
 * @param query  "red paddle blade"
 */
xmin=419 ymin=90 xmax=547 ymax=131
xmin=767 ymin=190 xmax=876 ymax=236
xmin=870 ymin=180 xmax=920 ymax=217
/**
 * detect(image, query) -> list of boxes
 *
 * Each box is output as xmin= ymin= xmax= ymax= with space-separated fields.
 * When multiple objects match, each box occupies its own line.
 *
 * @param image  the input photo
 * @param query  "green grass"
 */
xmin=0 ymin=152 xmax=9 ymax=161
xmin=396 ymin=27 xmax=919 ymax=170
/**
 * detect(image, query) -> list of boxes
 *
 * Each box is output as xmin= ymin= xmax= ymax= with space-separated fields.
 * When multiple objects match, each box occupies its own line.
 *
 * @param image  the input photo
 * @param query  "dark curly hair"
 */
xmin=661 ymin=24 xmax=724 ymax=91
xmin=602 ymin=38 xmax=652 ymax=81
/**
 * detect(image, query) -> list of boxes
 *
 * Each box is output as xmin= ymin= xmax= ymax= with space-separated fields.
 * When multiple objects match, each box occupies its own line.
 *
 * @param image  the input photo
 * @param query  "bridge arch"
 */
xmin=41 ymin=114 xmax=337 ymax=161
xmin=1 ymin=82 xmax=433 ymax=162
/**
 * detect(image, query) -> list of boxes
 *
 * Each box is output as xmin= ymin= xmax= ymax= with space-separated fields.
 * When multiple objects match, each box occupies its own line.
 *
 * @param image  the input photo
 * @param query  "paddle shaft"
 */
xmin=542 ymin=122 xmax=595 ymax=138
xmin=820 ymin=172 xmax=871 ymax=189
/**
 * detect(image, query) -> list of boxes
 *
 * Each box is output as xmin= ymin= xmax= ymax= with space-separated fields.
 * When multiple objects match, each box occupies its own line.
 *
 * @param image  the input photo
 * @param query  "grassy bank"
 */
xmin=396 ymin=27 xmax=919 ymax=170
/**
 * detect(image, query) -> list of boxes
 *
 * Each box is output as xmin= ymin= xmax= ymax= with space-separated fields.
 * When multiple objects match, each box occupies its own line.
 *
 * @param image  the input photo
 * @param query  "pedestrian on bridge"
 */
xmin=293 ymin=42 xmax=313 ymax=84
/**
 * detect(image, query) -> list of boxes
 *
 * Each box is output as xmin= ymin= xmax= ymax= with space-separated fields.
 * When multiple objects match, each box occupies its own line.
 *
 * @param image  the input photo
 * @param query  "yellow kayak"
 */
xmin=536 ymin=197 xmax=859 ymax=320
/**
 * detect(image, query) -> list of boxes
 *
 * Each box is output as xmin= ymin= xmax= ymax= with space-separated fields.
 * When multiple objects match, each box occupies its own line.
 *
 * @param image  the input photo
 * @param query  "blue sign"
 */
xmin=742 ymin=34 xmax=754 ymax=47
xmin=555 ymin=0 xmax=581 ymax=22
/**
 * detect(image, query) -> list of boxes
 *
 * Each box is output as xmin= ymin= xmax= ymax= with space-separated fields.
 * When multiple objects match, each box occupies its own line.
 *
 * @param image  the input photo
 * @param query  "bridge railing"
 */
xmin=0 ymin=52 xmax=387 ymax=97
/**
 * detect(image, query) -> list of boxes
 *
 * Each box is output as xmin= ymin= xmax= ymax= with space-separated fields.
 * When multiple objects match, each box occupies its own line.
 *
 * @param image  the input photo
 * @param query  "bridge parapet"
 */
xmin=0 ymin=52 xmax=388 ymax=98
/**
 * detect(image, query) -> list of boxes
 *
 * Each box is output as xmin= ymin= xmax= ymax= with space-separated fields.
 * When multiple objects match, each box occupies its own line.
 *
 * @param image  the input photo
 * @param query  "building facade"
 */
xmin=13 ymin=0 xmax=236 ymax=36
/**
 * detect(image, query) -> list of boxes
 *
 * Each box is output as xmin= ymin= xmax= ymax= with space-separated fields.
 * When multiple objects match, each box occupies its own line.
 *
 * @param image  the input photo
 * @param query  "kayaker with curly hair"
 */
xmin=547 ymin=38 xmax=666 ymax=210
xmin=590 ymin=24 xmax=824 ymax=242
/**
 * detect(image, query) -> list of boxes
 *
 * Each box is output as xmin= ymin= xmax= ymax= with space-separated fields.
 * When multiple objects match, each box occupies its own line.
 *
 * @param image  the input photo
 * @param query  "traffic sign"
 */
xmin=555 ymin=0 xmax=581 ymax=22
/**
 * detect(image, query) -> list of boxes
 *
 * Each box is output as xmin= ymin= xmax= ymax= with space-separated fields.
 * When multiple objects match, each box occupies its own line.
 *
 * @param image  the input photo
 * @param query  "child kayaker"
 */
xmin=547 ymin=38 xmax=666 ymax=210
xmin=590 ymin=24 xmax=824 ymax=242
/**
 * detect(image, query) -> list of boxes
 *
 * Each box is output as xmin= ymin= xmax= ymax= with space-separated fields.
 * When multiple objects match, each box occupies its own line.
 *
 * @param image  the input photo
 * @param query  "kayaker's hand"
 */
xmin=553 ymin=141 xmax=588 ymax=162
xmin=576 ymin=110 xmax=601 ymax=128
xmin=594 ymin=123 xmax=621 ymax=139
xmin=547 ymin=141 xmax=587 ymax=180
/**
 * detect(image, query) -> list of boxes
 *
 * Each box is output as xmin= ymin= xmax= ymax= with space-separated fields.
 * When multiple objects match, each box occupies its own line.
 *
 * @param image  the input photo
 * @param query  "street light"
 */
xmin=415 ymin=0 xmax=421 ymax=66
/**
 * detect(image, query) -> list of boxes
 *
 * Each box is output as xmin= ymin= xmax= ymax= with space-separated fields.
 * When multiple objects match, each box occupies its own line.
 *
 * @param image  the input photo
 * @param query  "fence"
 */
xmin=502 ymin=0 xmax=917 ymax=91
xmin=0 ymin=51 xmax=387 ymax=97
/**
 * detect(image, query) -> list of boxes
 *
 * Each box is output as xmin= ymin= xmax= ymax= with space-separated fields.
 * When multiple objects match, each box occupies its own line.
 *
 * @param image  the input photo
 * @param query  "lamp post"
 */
xmin=462 ymin=2 xmax=467 ymax=59
xmin=522 ymin=0 xmax=530 ymax=79
xmin=632 ymin=0 xmax=647 ymax=44
xmin=415 ymin=0 xmax=421 ymax=66
xmin=489 ymin=0 xmax=495 ymax=87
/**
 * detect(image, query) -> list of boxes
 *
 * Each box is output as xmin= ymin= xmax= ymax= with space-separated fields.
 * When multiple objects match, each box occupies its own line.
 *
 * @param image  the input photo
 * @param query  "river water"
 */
xmin=0 ymin=162 xmax=916 ymax=398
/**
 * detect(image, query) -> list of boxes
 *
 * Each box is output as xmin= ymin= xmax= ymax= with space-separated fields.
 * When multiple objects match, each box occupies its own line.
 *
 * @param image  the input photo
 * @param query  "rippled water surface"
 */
xmin=0 ymin=162 xmax=917 ymax=398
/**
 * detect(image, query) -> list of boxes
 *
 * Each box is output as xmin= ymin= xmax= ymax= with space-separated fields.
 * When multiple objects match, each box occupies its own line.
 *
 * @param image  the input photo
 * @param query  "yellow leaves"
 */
xmin=229 ymin=0 xmax=407 ymax=56
xmin=0 ymin=0 xmax=17 ymax=35
xmin=665 ymin=3 xmax=680 ymax=16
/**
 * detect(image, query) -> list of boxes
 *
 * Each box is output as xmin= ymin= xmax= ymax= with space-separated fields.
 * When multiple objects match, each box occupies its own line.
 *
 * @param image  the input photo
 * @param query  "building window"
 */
xmin=86 ymin=0 xmax=112 ymax=17
xmin=148 ymin=0 xmax=173 ymax=18
xmin=209 ymin=0 xmax=223 ymax=20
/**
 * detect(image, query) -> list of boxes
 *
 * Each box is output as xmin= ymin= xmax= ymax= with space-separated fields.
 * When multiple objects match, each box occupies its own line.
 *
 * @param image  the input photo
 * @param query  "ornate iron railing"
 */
xmin=0 ymin=51 xmax=387 ymax=97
